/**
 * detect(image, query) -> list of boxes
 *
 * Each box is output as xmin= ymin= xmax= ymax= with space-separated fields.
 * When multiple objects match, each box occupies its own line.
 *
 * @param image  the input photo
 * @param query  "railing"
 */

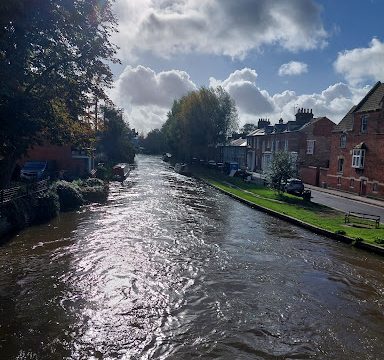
xmin=0 ymin=179 xmax=49 ymax=206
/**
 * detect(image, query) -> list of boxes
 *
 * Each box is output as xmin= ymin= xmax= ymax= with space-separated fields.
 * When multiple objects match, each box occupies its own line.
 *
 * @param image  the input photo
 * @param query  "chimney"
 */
xmin=295 ymin=108 xmax=314 ymax=125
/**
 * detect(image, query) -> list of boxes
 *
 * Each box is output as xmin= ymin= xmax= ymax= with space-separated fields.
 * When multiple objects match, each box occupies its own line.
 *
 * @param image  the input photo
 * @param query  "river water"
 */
xmin=1 ymin=155 xmax=384 ymax=359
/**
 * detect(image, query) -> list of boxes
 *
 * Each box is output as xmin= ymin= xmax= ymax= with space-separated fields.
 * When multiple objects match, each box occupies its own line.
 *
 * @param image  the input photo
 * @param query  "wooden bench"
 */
xmin=344 ymin=211 xmax=380 ymax=229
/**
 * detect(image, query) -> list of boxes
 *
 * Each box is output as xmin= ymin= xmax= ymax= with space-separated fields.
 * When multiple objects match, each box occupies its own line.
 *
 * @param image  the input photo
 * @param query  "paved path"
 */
xmin=306 ymin=184 xmax=384 ymax=221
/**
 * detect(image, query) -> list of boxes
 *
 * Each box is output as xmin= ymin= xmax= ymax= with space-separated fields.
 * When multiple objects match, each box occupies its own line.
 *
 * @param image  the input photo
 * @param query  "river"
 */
xmin=1 ymin=155 xmax=383 ymax=359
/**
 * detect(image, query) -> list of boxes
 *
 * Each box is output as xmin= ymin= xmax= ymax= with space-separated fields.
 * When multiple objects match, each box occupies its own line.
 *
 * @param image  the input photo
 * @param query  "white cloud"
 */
xmin=110 ymin=65 xmax=371 ymax=134
xmin=278 ymin=61 xmax=308 ymax=76
xmin=113 ymin=0 xmax=327 ymax=60
xmin=210 ymin=68 xmax=275 ymax=116
xmin=111 ymin=65 xmax=197 ymax=132
xmin=334 ymin=38 xmax=384 ymax=85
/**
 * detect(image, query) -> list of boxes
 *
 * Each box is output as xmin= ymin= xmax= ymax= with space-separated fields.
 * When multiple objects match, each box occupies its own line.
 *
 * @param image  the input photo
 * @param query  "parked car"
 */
xmin=20 ymin=160 xmax=55 ymax=181
xmin=284 ymin=178 xmax=304 ymax=195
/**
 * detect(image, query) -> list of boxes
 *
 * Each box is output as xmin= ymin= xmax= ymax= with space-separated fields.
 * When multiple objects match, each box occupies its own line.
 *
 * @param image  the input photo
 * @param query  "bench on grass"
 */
xmin=344 ymin=211 xmax=380 ymax=228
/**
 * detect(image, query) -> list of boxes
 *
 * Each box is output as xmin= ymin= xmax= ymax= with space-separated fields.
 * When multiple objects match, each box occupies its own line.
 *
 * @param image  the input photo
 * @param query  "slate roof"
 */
xmin=230 ymin=138 xmax=247 ymax=147
xmin=333 ymin=106 xmax=356 ymax=132
xmin=333 ymin=81 xmax=384 ymax=132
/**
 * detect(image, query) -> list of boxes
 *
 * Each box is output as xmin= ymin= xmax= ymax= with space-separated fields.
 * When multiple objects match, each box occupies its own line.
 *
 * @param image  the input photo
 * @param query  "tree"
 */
xmin=266 ymin=151 xmax=295 ymax=192
xmin=241 ymin=123 xmax=258 ymax=135
xmin=0 ymin=0 xmax=119 ymax=186
xmin=162 ymin=87 xmax=238 ymax=161
xmin=142 ymin=129 xmax=167 ymax=154
xmin=98 ymin=106 xmax=135 ymax=164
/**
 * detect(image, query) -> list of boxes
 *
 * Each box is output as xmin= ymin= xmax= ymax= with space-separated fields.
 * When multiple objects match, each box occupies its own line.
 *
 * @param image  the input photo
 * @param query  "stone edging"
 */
xmin=200 ymin=178 xmax=384 ymax=257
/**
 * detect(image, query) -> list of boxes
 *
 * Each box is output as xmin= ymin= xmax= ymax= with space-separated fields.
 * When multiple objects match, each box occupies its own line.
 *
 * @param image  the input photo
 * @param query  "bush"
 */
xmin=4 ymin=197 xmax=34 ymax=230
xmin=335 ymin=230 xmax=346 ymax=235
xmin=79 ymin=183 xmax=109 ymax=203
xmin=374 ymin=238 xmax=384 ymax=245
xmin=54 ymin=180 xmax=84 ymax=211
xmin=34 ymin=190 xmax=60 ymax=223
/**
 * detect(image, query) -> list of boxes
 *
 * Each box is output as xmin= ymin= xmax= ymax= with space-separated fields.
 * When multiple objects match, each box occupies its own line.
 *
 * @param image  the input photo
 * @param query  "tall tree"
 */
xmin=0 ymin=0 xmax=119 ymax=186
xmin=98 ymin=106 xmax=135 ymax=164
xmin=162 ymin=87 xmax=238 ymax=161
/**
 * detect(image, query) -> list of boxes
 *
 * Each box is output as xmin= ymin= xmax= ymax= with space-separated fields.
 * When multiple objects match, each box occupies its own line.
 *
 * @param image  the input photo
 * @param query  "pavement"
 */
xmin=249 ymin=171 xmax=384 ymax=208
xmin=304 ymin=183 xmax=384 ymax=208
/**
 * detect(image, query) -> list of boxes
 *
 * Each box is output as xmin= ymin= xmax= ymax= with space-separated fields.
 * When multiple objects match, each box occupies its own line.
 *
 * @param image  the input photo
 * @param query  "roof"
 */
xmin=229 ymin=138 xmax=247 ymax=147
xmin=354 ymin=81 xmax=384 ymax=113
xmin=298 ymin=116 xmax=333 ymax=131
xmin=334 ymin=81 xmax=384 ymax=132
xmin=333 ymin=106 xmax=356 ymax=132
xmin=247 ymin=128 xmax=265 ymax=136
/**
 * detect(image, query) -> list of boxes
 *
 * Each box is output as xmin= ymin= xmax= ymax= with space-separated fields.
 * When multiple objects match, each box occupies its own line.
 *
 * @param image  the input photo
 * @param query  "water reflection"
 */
xmin=0 ymin=155 xmax=383 ymax=359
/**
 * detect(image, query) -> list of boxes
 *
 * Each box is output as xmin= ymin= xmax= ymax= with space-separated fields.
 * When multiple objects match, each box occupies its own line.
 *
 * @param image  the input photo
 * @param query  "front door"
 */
xmin=360 ymin=179 xmax=367 ymax=196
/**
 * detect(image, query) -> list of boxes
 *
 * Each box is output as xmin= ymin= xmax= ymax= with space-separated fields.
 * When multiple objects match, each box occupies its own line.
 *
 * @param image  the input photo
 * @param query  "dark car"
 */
xmin=285 ymin=178 xmax=304 ymax=195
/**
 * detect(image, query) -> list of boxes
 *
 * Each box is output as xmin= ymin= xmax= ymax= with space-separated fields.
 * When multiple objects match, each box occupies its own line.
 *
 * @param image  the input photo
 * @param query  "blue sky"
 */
xmin=109 ymin=0 xmax=384 ymax=133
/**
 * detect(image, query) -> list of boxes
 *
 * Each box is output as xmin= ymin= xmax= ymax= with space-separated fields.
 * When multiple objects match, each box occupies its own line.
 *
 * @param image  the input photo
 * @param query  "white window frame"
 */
xmin=306 ymin=140 xmax=315 ymax=155
xmin=352 ymin=149 xmax=365 ymax=169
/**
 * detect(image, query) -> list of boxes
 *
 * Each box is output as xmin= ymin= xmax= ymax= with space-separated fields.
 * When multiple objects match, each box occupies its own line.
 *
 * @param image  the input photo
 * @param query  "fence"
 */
xmin=0 ymin=179 xmax=49 ymax=206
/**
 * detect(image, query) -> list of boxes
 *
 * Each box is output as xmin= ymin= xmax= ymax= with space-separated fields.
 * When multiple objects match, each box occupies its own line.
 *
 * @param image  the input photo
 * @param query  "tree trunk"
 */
xmin=0 ymin=153 xmax=17 ymax=188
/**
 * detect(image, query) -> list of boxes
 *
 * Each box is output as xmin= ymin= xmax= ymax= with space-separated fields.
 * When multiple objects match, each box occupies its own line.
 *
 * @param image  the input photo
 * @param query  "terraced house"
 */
xmin=246 ymin=110 xmax=334 ymax=185
xmin=326 ymin=81 xmax=384 ymax=198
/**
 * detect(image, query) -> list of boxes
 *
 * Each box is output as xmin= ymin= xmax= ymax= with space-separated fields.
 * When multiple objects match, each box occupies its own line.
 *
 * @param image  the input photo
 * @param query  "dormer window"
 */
xmin=360 ymin=115 xmax=368 ymax=133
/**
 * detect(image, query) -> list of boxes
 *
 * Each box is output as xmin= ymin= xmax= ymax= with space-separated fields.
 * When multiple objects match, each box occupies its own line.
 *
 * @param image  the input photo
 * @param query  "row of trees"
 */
xmin=0 ymin=0 xmax=123 ymax=186
xmin=142 ymin=87 xmax=239 ymax=161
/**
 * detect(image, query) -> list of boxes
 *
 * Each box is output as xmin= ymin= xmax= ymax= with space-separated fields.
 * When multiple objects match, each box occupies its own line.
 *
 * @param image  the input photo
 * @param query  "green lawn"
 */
xmin=195 ymin=168 xmax=384 ymax=246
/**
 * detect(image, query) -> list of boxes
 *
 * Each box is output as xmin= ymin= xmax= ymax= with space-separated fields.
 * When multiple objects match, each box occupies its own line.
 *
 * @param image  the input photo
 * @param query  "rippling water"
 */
xmin=1 ymin=155 xmax=384 ymax=359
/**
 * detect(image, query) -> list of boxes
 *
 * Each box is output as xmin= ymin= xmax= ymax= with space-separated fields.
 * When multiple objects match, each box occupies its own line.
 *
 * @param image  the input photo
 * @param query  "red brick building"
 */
xmin=246 ymin=110 xmax=334 ymax=185
xmin=21 ymin=144 xmax=94 ymax=179
xmin=326 ymin=81 xmax=384 ymax=198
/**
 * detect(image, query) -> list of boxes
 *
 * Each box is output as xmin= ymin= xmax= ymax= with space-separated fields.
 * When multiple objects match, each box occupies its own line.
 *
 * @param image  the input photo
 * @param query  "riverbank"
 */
xmin=194 ymin=168 xmax=384 ymax=255
xmin=0 ymin=178 xmax=109 ymax=241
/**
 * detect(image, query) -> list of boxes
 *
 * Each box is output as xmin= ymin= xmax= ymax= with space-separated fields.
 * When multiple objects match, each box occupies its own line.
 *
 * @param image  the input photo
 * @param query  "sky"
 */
xmin=108 ymin=0 xmax=384 ymax=134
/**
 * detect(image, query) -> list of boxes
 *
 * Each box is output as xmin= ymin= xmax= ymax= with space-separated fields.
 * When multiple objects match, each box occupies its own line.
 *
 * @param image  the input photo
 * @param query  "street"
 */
xmin=309 ymin=187 xmax=384 ymax=220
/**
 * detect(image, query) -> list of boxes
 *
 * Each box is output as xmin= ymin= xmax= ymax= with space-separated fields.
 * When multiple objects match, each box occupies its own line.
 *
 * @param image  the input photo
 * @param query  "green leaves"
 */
xmin=162 ymin=87 xmax=238 ymax=161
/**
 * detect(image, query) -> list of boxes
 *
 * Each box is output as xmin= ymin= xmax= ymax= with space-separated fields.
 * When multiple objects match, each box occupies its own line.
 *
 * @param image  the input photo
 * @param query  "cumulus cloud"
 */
xmin=278 ymin=61 xmax=308 ymax=76
xmin=111 ymin=65 xmax=197 ymax=132
xmin=211 ymin=69 xmax=367 ymax=127
xmin=113 ymin=0 xmax=327 ymax=60
xmin=110 ymin=65 xmax=371 ymax=134
xmin=210 ymin=68 xmax=275 ymax=115
xmin=334 ymin=38 xmax=384 ymax=85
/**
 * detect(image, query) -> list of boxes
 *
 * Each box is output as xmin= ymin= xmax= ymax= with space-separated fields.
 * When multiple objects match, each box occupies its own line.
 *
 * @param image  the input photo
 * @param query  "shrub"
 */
xmin=4 ymin=197 xmax=34 ymax=230
xmin=54 ymin=180 xmax=84 ymax=211
xmin=335 ymin=230 xmax=346 ymax=235
xmin=374 ymin=238 xmax=384 ymax=245
xmin=79 ymin=183 xmax=109 ymax=203
xmin=34 ymin=190 xmax=60 ymax=223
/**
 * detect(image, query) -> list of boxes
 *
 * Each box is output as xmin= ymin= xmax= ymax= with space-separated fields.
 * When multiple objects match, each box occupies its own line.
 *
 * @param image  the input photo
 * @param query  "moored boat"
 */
xmin=112 ymin=163 xmax=130 ymax=181
xmin=174 ymin=163 xmax=190 ymax=176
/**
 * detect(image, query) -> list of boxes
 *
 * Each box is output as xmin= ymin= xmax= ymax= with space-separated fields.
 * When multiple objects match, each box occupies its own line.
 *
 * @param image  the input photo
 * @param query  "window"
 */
xmin=256 ymin=138 xmax=260 ymax=149
xmin=337 ymin=177 xmax=341 ymax=185
xmin=350 ymin=178 xmax=354 ymax=188
xmin=373 ymin=182 xmax=378 ymax=192
xmin=262 ymin=140 xmax=265 ymax=152
xmin=352 ymin=149 xmax=365 ymax=169
xmin=360 ymin=115 xmax=368 ymax=133
xmin=275 ymin=140 xmax=279 ymax=151
xmin=306 ymin=140 xmax=315 ymax=154
xmin=340 ymin=134 xmax=347 ymax=148
xmin=284 ymin=139 xmax=289 ymax=151
xmin=337 ymin=158 xmax=344 ymax=173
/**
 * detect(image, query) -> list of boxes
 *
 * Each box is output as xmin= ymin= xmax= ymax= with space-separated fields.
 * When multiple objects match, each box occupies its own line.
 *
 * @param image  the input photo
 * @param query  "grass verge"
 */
xmin=196 ymin=168 xmax=384 ymax=247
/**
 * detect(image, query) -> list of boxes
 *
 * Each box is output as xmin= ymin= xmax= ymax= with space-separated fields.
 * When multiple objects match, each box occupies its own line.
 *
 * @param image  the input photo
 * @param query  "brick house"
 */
xmin=326 ymin=81 xmax=384 ymax=198
xmin=246 ymin=110 xmax=334 ymax=185
xmin=21 ymin=143 xmax=94 ymax=179
xmin=217 ymin=137 xmax=248 ymax=169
